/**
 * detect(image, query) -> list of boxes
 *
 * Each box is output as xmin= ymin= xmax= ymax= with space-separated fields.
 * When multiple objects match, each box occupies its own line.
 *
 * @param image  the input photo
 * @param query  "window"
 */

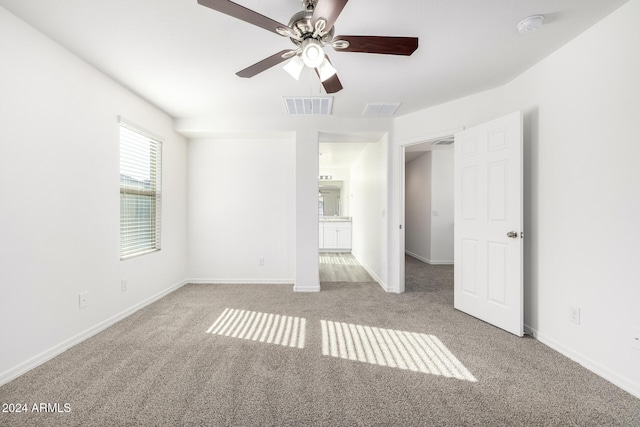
xmin=119 ymin=119 xmax=162 ymax=259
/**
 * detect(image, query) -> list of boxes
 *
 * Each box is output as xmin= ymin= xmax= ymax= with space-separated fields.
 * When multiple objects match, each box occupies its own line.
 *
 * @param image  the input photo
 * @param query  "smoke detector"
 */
xmin=518 ymin=15 xmax=544 ymax=34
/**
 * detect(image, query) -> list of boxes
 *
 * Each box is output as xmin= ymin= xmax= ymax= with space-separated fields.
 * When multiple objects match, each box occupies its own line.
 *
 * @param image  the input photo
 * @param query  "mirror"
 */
xmin=319 ymin=180 xmax=342 ymax=216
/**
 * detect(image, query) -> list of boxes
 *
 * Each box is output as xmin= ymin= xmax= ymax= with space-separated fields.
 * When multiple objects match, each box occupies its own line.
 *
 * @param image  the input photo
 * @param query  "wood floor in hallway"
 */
xmin=319 ymin=253 xmax=375 ymax=283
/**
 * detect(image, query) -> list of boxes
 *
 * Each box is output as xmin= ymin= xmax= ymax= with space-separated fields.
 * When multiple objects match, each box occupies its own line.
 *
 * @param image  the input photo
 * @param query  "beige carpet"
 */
xmin=1 ymin=258 xmax=639 ymax=426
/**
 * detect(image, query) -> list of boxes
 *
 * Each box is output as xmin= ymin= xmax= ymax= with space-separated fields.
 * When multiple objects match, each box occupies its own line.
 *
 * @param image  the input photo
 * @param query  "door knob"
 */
xmin=507 ymin=231 xmax=518 ymax=239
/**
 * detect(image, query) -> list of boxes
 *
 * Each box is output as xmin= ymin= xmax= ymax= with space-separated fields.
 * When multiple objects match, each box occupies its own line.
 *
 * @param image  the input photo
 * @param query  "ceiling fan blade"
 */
xmin=236 ymin=50 xmax=293 ymax=78
xmin=321 ymin=73 xmax=343 ymax=94
xmin=314 ymin=57 xmax=343 ymax=93
xmin=312 ymin=0 xmax=349 ymax=31
xmin=333 ymin=36 xmax=419 ymax=56
xmin=197 ymin=0 xmax=288 ymax=35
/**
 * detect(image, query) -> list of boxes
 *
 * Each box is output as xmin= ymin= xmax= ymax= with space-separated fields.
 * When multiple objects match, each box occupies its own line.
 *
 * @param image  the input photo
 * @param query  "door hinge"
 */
xmin=399 ymin=224 xmax=403 ymax=230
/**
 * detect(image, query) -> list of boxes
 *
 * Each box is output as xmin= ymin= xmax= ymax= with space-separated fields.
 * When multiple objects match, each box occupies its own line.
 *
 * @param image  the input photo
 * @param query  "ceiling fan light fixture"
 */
xmin=301 ymin=39 xmax=325 ymax=68
xmin=197 ymin=0 xmax=419 ymax=94
xmin=283 ymin=55 xmax=305 ymax=80
xmin=317 ymin=58 xmax=337 ymax=82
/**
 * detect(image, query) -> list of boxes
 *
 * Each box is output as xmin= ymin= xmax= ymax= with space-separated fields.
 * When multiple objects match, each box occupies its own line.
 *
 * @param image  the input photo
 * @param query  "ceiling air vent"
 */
xmin=363 ymin=102 xmax=401 ymax=116
xmin=431 ymin=137 xmax=455 ymax=146
xmin=283 ymin=97 xmax=333 ymax=116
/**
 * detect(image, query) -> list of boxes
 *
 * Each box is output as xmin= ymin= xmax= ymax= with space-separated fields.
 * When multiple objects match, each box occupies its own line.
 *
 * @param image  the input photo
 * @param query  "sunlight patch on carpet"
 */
xmin=207 ymin=308 xmax=306 ymax=349
xmin=320 ymin=320 xmax=477 ymax=381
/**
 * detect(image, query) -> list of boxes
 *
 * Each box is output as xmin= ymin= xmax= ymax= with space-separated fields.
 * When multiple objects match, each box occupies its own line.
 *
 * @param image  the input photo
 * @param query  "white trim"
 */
xmin=396 ymin=128 xmax=464 ymax=149
xmin=405 ymin=251 xmax=454 ymax=265
xmin=406 ymin=250 xmax=429 ymax=263
xmin=293 ymin=284 xmax=321 ymax=292
xmin=186 ymin=279 xmax=295 ymax=285
xmin=353 ymin=254 xmax=389 ymax=293
xmin=118 ymin=115 xmax=164 ymax=143
xmin=0 ymin=279 xmax=187 ymax=387
xmin=377 ymin=280 xmax=390 ymax=293
xmin=428 ymin=260 xmax=454 ymax=265
xmin=525 ymin=324 xmax=640 ymax=399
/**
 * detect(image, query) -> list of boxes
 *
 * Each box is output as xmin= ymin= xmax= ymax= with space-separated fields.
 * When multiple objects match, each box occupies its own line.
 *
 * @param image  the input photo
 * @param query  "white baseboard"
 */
xmin=352 ymin=255 xmax=388 ymax=292
xmin=405 ymin=250 xmax=429 ymax=263
xmin=189 ymin=274 xmax=382 ymax=291
xmin=428 ymin=260 xmax=454 ymax=265
xmin=377 ymin=280 xmax=390 ymax=292
xmin=405 ymin=251 xmax=453 ymax=265
xmin=294 ymin=284 xmax=321 ymax=292
xmin=0 ymin=279 xmax=187 ymax=388
xmin=524 ymin=324 xmax=640 ymax=399
xmin=186 ymin=278 xmax=294 ymax=285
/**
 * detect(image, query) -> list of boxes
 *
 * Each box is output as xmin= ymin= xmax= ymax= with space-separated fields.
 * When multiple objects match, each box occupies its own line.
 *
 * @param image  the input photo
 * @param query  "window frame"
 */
xmin=119 ymin=118 xmax=162 ymax=260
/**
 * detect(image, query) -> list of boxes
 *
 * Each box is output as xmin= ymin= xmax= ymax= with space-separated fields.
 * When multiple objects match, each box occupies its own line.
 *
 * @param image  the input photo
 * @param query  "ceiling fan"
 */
xmin=197 ymin=0 xmax=419 ymax=93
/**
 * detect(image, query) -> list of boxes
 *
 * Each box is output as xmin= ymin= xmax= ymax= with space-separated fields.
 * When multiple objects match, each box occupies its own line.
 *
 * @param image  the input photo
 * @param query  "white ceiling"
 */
xmin=0 ymin=0 xmax=628 ymax=122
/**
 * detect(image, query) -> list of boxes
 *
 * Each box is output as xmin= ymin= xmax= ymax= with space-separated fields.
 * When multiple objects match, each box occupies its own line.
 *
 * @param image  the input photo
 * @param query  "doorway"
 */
xmin=398 ymin=113 xmax=524 ymax=336
xmin=400 ymin=132 xmax=457 ymax=293
xmin=318 ymin=135 xmax=386 ymax=286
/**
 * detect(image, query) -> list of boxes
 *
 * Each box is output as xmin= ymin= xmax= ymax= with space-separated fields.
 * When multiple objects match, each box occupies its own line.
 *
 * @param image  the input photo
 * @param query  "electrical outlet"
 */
xmin=121 ymin=279 xmax=128 ymax=292
xmin=258 ymin=257 xmax=265 ymax=266
xmin=569 ymin=305 xmax=580 ymax=324
xmin=79 ymin=292 xmax=89 ymax=309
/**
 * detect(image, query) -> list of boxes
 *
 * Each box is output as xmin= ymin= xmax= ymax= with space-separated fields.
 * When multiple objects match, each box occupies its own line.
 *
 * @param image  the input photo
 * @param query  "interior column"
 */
xmin=294 ymin=127 xmax=320 ymax=292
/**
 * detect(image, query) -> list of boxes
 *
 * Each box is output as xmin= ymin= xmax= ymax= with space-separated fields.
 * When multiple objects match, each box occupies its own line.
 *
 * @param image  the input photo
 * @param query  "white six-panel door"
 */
xmin=454 ymin=111 xmax=524 ymax=337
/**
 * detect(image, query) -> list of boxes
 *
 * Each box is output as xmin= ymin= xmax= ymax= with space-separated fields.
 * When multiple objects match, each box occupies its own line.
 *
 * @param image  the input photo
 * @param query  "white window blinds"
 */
xmin=119 ymin=119 xmax=162 ymax=259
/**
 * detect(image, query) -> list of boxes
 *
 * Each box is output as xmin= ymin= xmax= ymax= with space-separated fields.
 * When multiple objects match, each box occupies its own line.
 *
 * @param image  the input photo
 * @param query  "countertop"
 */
xmin=319 ymin=216 xmax=352 ymax=222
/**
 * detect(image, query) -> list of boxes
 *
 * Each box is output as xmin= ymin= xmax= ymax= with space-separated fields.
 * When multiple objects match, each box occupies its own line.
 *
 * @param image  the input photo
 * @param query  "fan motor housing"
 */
xmin=288 ymin=10 xmax=334 ymax=45
xmin=302 ymin=0 xmax=318 ymax=11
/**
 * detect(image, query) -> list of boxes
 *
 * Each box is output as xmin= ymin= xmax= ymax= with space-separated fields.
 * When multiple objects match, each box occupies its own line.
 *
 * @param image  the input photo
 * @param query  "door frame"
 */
xmin=397 ymin=128 xmax=463 ymax=293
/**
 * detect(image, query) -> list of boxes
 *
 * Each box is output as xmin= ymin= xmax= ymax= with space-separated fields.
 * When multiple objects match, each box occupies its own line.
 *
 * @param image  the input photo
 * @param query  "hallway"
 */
xmin=319 ymin=253 xmax=375 ymax=283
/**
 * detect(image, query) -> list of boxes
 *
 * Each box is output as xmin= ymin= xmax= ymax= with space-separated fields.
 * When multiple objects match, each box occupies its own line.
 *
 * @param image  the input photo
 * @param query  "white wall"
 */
xmin=391 ymin=0 xmax=640 ymax=397
xmin=350 ymin=138 xmax=388 ymax=287
xmin=405 ymin=153 xmax=432 ymax=261
xmin=502 ymin=0 xmax=640 ymax=398
xmin=176 ymin=117 xmax=392 ymax=292
xmin=404 ymin=149 xmax=454 ymax=265
xmin=187 ymin=137 xmax=295 ymax=283
xmin=294 ymin=128 xmax=321 ymax=291
xmin=0 ymin=8 xmax=188 ymax=384
xmin=340 ymin=180 xmax=350 ymax=217
xmin=430 ymin=149 xmax=454 ymax=263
